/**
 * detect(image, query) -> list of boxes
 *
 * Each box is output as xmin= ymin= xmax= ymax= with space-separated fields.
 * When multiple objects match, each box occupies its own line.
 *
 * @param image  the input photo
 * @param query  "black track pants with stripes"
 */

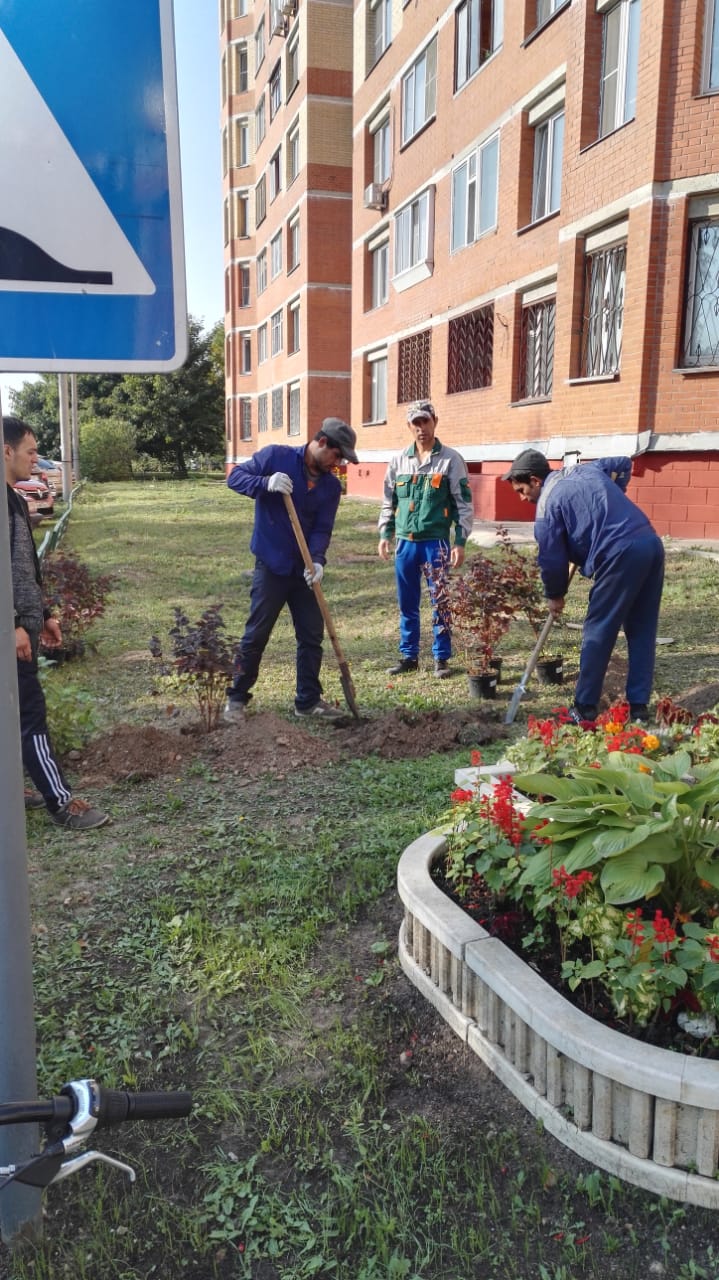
xmin=16 ymin=647 xmax=72 ymax=814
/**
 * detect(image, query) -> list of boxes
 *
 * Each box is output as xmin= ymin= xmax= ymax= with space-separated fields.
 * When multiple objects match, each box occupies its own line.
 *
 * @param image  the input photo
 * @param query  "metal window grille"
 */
xmin=258 ymin=393 xmax=268 ymax=433
xmin=447 ymin=305 xmax=493 ymax=393
xmin=682 ymin=220 xmax=719 ymax=368
xmin=288 ymin=384 xmax=301 ymax=435
xmin=240 ymin=398 xmax=252 ymax=440
xmin=519 ymin=299 xmax=555 ymax=399
xmin=397 ymin=329 xmax=431 ymax=403
xmin=272 ymin=387 xmax=283 ymax=429
xmin=581 ymin=242 xmax=625 ymax=376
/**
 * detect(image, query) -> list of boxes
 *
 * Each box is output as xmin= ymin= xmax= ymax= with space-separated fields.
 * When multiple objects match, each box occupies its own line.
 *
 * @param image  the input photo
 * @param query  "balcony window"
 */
xmin=599 ymin=0 xmax=640 ymax=138
xmin=394 ymin=189 xmax=433 ymax=278
xmin=451 ymin=133 xmax=499 ymax=251
xmin=401 ymin=39 xmax=437 ymax=145
xmin=455 ymin=0 xmax=503 ymax=91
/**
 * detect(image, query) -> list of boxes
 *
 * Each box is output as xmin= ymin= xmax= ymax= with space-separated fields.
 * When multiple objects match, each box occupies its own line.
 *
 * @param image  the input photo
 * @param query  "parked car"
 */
xmin=15 ymin=477 xmax=55 ymax=520
xmin=32 ymin=457 xmax=64 ymax=492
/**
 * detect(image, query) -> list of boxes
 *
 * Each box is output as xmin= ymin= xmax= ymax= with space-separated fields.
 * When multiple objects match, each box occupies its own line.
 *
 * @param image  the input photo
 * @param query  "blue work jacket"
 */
xmin=227 ymin=444 xmax=341 ymax=577
xmin=534 ymin=457 xmax=655 ymax=598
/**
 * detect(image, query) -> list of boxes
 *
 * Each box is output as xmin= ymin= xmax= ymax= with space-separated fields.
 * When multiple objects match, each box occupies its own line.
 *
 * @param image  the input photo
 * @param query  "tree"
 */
xmin=80 ymin=416 xmax=136 ymax=481
xmin=10 ymin=376 xmax=61 ymax=456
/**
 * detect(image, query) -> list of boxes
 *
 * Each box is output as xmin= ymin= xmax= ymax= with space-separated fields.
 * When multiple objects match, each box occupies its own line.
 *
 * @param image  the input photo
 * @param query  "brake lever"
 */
xmin=51 ymin=1151 xmax=136 ymax=1185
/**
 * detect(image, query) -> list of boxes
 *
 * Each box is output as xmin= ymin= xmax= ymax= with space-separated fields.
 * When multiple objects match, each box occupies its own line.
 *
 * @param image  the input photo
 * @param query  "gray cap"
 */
xmin=502 ymin=448 xmax=550 ymax=481
xmin=321 ymin=418 xmax=358 ymax=464
xmin=407 ymin=400 xmax=436 ymax=422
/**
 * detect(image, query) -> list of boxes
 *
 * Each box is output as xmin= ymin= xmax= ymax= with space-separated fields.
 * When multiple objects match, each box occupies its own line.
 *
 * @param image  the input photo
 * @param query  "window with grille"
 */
xmin=451 ymin=133 xmax=499 ymax=251
xmin=255 ymin=95 xmax=266 ymax=147
xmin=371 ymin=239 xmax=389 ymax=308
xmin=288 ymin=383 xmax=301 ymax=435
xmin=519 ymin=297 xmax=555 ymax=399
xmin=581 ymin=240 xmax=626 ymax=376
xmin=682 ymin=218 xmax=719 ymax=368
xmin=258 ymin=393 xmax=268 ymax=433
xmin=257 ymin=249 xmax=267 ymax=295
xmin=271 ymin=309 xmax=283 ymax=355
xmin=288 ymin=214 xmax=300 ymax=271
xmin=270 ymin=230 xmax=283 ymax=279
xmin=240 ymin=398 xmax=252 ymax=440
xmin=255 ymin=174 xmax=266 ymax=227
xmin=255 ymin=20 xmax=265 ymax=71
xmin=272 ymin=387 xmax=283 ymax=429
xmin=447 ymin=306 xmax=493 ymax=392
xmin=269 ymin=147 xmax=281 ymax=200
xmin=238 ymin=264 xmax=250 ymax=307
xmin=397 ymin=330 xmax=431 ymax=403
xmin=258 ymin=323 xmax=268 ymax=364
xmin=599 ymin=0 xmax=640 ymax=138
xmin=401 ymin=39 xmax=437 ymax=144
xmin=532 ymin=110 xmax=563 ymax=221
xmin=455 ymin=0 xmax=503 ymax=91
xmin=367 ymin=0 xmax=391 ymax=70
xmin=288 ymin=299 xmax=300 ymax=352
xmin=269 ymin=62 xmax=282 ymax=119
xmin=368 ymin=351 xmax=387 ymax=422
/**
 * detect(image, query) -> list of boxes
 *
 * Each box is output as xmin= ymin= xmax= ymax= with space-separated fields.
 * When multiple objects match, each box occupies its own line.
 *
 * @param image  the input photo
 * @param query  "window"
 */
xmin=288 ymin=121 xmax=300 ymax=183
xmin=532 ymin=110 xmax=564 ymax=221
xmin=519 ymin=293 xmax=555 ymax=398
xmin=368 ymin=0 xmax=391 ymax=69
xmin=371 ymin=114 xmax=390 ymax=185
xmin=233 ymin=42 xmax=249 ymax=93
xmin=240 ymin=398 xmax=252 ymax=440
xmin=270 ymin=147 xmax=282 ymax=200
xmin=258 ymin=322 xmax=268 ymax=363
xmin=271 ymin=230 xmax=283 ymax=279
xmin=256 ymin=249 xmax=267 ymax=295
xmin=272 ymin=387 xmax=283 ymax=429
xmin=288 ymin=297 xmax=300 ymax=352
xmin=288 ymin=214 xmax=300 ymax=270
xmin=447 ymin=306 xmax=493 ymax=392
xmin=269 ymin=61 xmax=282 ymax=119
xmin=398 ymin=330 xmax=431 ymax=403
xmin=705 ymin=0 xmax=719 ymax=91
xmin=240 ymin=333 xmax=252 ymax=374
xmin=255 ymin=95 xmax=266 ymax=147
xmin=451 ymin=133 xmax=499 ymax=251
xmin=271 ymin=308 xmax=283 ymax=355
xmin=537 ymin=0 xmax=564 ymax=23
xmin=255 ymin=174 xmax=266 ymax=227
xmin=367 ymin=349 xmax=388 ymax=422
xmin=255 ymin=18 xmax=265 ymax=71
xmin=370 ymin=237 xmax=389 ymax=308
xmin=258 ymin=392 xmax=268 ymax=432
xmin=231 ymin=190 xmax=250 ymax=239
xmin=238 ymin=263 xmax=250 ymax=307
xmin=394 ymin=189 xmax=433 ymax=277
xmin=581 ymin=234 xmax=626 ymax=376
xmin=455 ymin=0 xmax=503 ymax=91
xmin=401 ymin=39 xmax=437 ymax=144
xmin=288 ymin=383 xmax=301 ymax=435
xmin=234 ymin=117 xmax=249 ymax=167
xmin=682 ymin=216 xmax=719 ymax=368
xmin=599 ymin=0 xmax=640 ymax=138
xmin=287 ymin=34 xmax=300 ymax=96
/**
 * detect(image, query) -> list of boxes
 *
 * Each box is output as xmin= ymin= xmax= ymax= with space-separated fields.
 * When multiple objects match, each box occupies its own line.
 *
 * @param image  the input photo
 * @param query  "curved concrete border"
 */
xmin=397 ymin=831 xmax=719 ymax=1207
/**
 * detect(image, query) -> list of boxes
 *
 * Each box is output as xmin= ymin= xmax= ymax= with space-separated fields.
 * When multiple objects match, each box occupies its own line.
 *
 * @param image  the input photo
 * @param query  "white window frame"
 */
xmin=233 ymin=41 xmax=249 ymax=94
xmin=401 ymin=39 xmax=437 ymax=145
xmin=288 ymin=298 xmax=301 ymax=353
xmin=704 ymin=0 xmax=719 ymax=91
xmin=235 ymin=117 xmax=249 ymax=168
xmin=287 ymin=33 xmax=300 ymax=96
xmin=269 ymin=61 xmax=282 ymax=119
xmin=287 ymin=120 xmax=300 ymax=184
xmin=255 ymin=95 xmax=266 ymax=147
xmin=256 ymin=248 xmax=267 ymax=295
xmin=288 ymin=213 xmax=300 ymax=271
xmin=371 ymin=112 xmax=391 ymax=185
xmin=599 ymin=0 xmax=641 ymax=138
xmin=682 ymin=202 xmax=719 ymax=367
xmin=368 ymin=0 xmax=391 ymax=69
xmin=257 ymin=323 xmax=268 ymax=364
xmin=531 ymin=108 xmax=564 ymax=221
xmin=455 ymin=0 xmax=503 ymax=92
xmin=450 ymin=132 xmax=499 ymax=252
xmin=581 ymin=224 xmax=627 ymax=377
xmin=537 ymin=0 xmax=564 ymax=23
xmin=238 ymin=263 xmax=251 ymax=307
xmin=394 ymin=188 xmax=435 ymax=288
xmin=367 ymin=348 xmax=387 ymax=423
xmin=240 ymin=333 xmax=252 ymax=374
xmin=269 ymin=147 xmax=282 ymax=201
xmin=271 ymin=308 xmax=284 ymax=356
xmin=270 ymin=229 xmax=283 ymax=279
xmin=255 ymin=19 xmax=265 ymax=72
xmin=369 ymin=233 xmax=389 ymax=309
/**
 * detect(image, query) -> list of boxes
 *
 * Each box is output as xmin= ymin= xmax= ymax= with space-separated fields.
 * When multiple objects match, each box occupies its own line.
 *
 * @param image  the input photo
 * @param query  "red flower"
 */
xmin=652 ymin=910 xmax=676 ymax=946
xmin=450 ymin=787 xmax=474 ymax=803
xmin=625 ymin=908 xmax=644 ymax=943
xmin=470 ymin=750 xmax=482 ymax=766
xmin=707 ymin=935 xmax=719 ymax=963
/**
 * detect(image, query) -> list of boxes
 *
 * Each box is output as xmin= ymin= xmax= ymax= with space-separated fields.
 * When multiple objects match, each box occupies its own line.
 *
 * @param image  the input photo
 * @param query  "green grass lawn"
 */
xmin=4 ymin=479 xmax=719 ymax=1280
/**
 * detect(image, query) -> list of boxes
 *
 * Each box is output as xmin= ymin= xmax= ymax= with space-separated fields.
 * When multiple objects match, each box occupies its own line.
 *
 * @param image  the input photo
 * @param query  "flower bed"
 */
xmin=397 ymin=702 xmax=719 ymax=1206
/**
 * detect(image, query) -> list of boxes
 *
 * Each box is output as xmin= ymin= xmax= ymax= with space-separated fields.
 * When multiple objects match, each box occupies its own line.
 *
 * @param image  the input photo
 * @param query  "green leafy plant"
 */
xmin=150 ymin=604 xmax=238 ymax=731
xmin=37 ymin=656 xmax=98 ymax=754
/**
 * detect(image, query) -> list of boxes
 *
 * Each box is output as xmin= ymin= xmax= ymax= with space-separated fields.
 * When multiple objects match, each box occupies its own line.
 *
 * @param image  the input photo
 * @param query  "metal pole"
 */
xmin=57 ymin=374 xmax=72 ymax=502
xmin=70 ymin=374 xmax=80 ymax=483
xmin=0 ymin=389 xmax=42 ymax=1242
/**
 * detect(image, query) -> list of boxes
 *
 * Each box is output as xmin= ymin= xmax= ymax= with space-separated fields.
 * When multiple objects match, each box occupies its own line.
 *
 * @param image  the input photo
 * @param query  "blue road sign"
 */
xmin=0 ymin=1 xmax=187 ymax=372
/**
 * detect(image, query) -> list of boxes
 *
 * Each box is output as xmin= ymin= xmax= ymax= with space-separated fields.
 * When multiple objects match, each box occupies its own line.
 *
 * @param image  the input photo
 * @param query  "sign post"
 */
xmin=0 ymin=0 xmax=186 ymax=1241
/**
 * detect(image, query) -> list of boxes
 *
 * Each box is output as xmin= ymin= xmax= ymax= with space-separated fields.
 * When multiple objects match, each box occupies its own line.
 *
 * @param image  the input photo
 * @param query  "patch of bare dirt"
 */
xmin=333 ymin=707 xmax=507 ymax=759
xmin=673 ymin=681 xmax=719 ymax=717
xmin=73 ymin=724 xmax=198 ymax=786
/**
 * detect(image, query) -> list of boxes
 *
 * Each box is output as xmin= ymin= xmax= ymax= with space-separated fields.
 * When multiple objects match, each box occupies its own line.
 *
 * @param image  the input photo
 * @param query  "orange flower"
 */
xmin=641 ymin=734 xmax=660 ymax=751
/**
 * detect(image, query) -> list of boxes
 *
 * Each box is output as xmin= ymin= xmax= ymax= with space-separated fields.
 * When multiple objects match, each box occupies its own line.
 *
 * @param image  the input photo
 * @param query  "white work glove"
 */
xmin=267 ymin=472 xmax=293 ymax=494
xmin=304 ymin=562 xmax=324 ymax=587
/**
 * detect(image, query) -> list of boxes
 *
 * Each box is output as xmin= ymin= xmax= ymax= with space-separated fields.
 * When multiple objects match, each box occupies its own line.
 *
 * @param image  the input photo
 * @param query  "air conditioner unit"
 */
xmin=271 ymin=14 xmax=287 ymax=35
xmin=363 ymin=183 xmax=387 ymax=212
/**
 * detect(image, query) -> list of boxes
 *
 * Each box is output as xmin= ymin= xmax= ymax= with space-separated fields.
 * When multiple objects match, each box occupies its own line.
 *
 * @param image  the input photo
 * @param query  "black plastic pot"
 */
xmin=537 ymin=656 xmax=564 ymax=685
xmin=467 ymin=673 xmax=497 ymax=699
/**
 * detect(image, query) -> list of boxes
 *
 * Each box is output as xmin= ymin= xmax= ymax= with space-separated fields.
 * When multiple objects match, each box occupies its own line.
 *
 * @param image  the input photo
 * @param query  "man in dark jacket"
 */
xmin=225 ymin=418 xmax=358 ymax=720
xmin=504 ymin=448 xmax=664 ymax=723
xmin=4 ymin=415 xmax=108 ymax=829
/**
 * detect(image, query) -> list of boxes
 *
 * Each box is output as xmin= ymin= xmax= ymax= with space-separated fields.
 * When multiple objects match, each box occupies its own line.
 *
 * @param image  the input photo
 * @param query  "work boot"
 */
xmin=223 ymin=699 xmax=246 ymax=723
xmin=433 ymin=659 xmax=451 ymax=679
xmin=629 ymin=704 xmax=649 ymax=725
xmin=48 ymin=798 xmax=110 ymax=831
xmin=567 ymin=704 xmax=597 ymax=726
xmin=387 ymin=657 xmax=419 ymax=675
xmin=294 ymin=699 xmax=345 ymax=721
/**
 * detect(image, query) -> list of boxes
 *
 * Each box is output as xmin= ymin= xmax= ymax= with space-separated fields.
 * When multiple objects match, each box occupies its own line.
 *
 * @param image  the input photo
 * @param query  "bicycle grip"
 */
xmin=95 ymin=1088 xmax=193 ymax=1128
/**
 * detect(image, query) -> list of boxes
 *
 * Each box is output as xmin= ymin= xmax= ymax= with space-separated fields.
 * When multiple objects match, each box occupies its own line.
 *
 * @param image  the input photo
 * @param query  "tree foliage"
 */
xmin=9 ymin=316 xmax=223 ymax=477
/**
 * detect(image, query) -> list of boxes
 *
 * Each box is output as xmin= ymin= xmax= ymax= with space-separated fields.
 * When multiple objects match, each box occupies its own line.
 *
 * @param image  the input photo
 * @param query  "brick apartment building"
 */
xmin=221 ymin=0 xmax=353 ymax=459
xmin=223 ymin=0 xmax=719 ymax=538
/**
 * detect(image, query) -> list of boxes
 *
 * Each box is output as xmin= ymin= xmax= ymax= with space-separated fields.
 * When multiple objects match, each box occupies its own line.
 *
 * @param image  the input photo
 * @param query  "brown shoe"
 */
xmin=24 ymin=788 xmax=45 ymax=810
xmin=48 ymin=798 xmax=110 ymax=831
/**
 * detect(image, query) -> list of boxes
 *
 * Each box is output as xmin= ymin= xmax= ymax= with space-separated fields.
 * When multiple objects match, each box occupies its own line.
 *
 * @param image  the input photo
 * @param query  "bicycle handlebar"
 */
xmin=0 ymin=1082 xmax=192 ymax=1131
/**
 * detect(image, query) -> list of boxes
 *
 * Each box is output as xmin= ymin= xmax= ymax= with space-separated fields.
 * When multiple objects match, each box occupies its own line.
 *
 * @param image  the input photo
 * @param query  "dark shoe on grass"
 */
xmin=294 ymin=699 xmax=345 ymax=721
xmin=24 ymin=789 xmax=45 ymax=810
xmin=49 ymin=798 xmax=110 ymax=831
xmin=433 ymin=659 xmax=451 ymax=679
xmin=387 ymin=657 xmax=419 ymax=675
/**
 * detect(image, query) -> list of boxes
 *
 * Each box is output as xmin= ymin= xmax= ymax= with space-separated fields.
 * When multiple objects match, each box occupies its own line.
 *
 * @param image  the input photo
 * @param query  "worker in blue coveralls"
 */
xmin=503 ymin=448 xmax=664 ymax=724
xmin=225 ymin=418 xmax=358 ymax=722
xmin=378 ymin=400 xmax=475 ymax=679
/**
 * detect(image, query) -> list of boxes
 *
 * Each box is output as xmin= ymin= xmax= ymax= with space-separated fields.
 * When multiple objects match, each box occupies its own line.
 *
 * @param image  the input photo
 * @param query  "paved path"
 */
xmin=468 ymin=519 xmax=719 ymax=560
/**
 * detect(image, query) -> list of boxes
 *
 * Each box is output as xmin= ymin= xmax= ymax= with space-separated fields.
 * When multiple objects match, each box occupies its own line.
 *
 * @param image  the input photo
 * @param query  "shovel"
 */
xmin=283 ymin=493 xmax=361 ymax=719
xmin=504 ymin=564 xmax=578 ymax=726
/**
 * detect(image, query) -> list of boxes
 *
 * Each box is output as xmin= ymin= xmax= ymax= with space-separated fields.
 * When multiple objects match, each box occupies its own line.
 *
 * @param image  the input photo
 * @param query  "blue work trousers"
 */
xmin=228 ymin=559 xmax=324 ymax=712
xmin=394 ymin=538 xmax=451 ymax=662
xmin=574 ymin=532 xmax=665 ymax=713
